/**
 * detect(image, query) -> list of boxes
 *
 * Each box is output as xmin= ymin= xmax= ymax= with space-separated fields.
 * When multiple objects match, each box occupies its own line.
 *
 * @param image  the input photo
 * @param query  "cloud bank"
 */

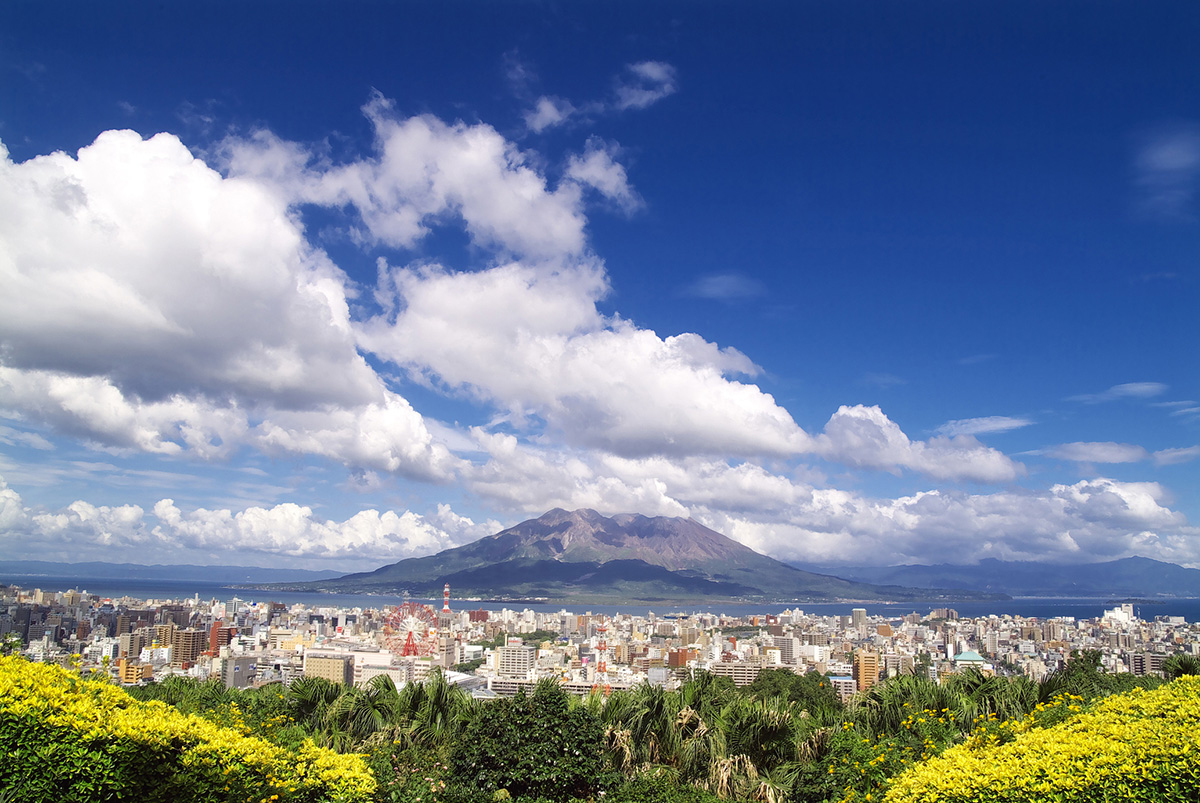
xmin=1 ymin=95 xmax=1195 ymax=571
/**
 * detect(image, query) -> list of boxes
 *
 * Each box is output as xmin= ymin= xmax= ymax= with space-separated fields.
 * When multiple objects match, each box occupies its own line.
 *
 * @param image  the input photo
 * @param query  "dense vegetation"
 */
xmin=0 ymin=656 xmax=375 ymax=802
xmin=4 ymin=650 xmax=1199 ymax=803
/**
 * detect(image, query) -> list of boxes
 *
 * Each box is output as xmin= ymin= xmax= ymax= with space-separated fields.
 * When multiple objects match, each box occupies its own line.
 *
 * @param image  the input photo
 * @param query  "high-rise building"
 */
xmin=773 ymin=636 xmax=800 ymax=664
xmin=496 ymin=644 xmax=535 ymax=679
xmin=118 ymin=631 xmax=146 ymax=658
xmin=208 ymin=622 xmax=237 ymax=655
xmin=854 ymin=648 xmax=880 ymax=692
xmin=851 ymin=608 xmax=867 ymax=633
xmin=172 ymin=628 xmax=206 ymax=667
xmin=153 ymin=623 xmax=175 ymax=647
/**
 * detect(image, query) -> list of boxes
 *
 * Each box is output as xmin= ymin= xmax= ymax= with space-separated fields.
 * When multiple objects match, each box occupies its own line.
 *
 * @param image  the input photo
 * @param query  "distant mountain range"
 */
xmin=11 ymin=520 xmax=1191 ymax=603
xmin=0 ymin=561 xmax=342 ymax=585
xmin=793 ymin=557 xmax=1200 ymax=598
xmin=260 ymin=508 xmax=1005 ymax=603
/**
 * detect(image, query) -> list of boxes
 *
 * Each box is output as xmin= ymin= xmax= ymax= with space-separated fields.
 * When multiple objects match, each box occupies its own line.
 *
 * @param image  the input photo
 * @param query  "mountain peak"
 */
xmin=306 ymin=509 xmax=1005 ymax=603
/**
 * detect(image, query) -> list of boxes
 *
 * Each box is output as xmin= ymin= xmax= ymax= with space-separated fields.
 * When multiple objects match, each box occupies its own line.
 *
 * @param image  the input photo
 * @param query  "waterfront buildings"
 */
xmin=2 ymin=582 xmax=1198 ymax=703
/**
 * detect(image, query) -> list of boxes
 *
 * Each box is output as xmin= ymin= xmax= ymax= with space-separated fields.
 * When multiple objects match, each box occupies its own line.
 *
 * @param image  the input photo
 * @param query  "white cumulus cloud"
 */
xmin=814 ymin=405 xmax=1024 ymax=483
xmin=224 ymin=94 xmax=590 ymax=261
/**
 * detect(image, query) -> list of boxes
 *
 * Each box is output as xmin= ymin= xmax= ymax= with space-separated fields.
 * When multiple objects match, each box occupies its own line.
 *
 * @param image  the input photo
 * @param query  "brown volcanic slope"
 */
xmin=285 ymin=508 xmax=1001 ymax=603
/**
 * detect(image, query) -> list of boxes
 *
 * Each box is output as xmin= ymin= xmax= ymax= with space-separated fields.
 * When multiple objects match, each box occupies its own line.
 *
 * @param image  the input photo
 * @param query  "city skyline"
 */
xmin=1 ymin=3 xmax=1197 ymax=572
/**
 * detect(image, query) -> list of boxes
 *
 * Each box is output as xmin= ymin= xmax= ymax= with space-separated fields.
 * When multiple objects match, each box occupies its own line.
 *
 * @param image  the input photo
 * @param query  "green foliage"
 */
xmin=1163 ymin=653 xmax=1200 ymax=680
xmin=0 ymin=632 xmax=22 ymax=656
xmin=479 ymin=630 xmax=561 ymax=649
xmin=449 ymin=679 xmax=612 ymax=802
xmin=368 ymin=746 xmax=451 ymax=803
xmin=608 ymin=767 xmax=724 ymax=803
xmin=679 ymin=670 xmax=736 ymax=717
xmin=0 ymin=656 xmax=375 ymax=803
xmin=452 ymin=658 xmax=485 ymax=673
xmin=744 ymin=669 xmax=844 ymax=723
xmin=127 ymin=676 xmax=297 ymax=743
xmin=286 ymin=674 xmax=347 ymax=734
xmin=1038 ymin=649 xmax=1161 ymax=703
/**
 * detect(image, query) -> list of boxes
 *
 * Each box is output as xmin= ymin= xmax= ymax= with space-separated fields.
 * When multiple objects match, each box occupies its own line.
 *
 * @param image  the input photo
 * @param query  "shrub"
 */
xmin=608 ymin=767 xmax=723 ymax=803
xmin=449 ymin=680 xmax=613 ymax=802
xmin=0 ymin=656 xmax=375 ymax=802
xmin=883 ymin=676 xmax=1200 ymax=803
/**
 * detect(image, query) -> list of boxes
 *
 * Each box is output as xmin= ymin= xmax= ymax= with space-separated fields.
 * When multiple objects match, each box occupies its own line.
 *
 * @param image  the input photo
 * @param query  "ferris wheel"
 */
xmin=383 ymin=601 xmax=440 ymax=657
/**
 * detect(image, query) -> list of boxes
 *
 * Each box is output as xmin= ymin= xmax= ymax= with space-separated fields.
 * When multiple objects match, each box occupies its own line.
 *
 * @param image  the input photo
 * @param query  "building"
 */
xmin=304 ymin=653 xmax=354 ymax=686
xmin=496 ymin=644 xmax=536 ymax=679
xmin=851 ymin=608 xmax=867 ymax=633
xmin=153 ymin=623 xmax=175 ymax=647
xmin=117 ymin=657 xmax=153 ymax=685
xmin=709 ymin=661 xmax=762 ymax=686
xmin=773 ymin=636 xmax=801 ymax=664
xmin=668 ymin=648 xmax=698 ymax=668
xmin=207 ymin=622 xmax=238 ymax=655
xmin=118 ymin=631 xmax=146 ymax=659
xmin=1130 ymin=652 xmax=1166 ymax=677
xmin=172 ymin=628 xmax=206 ymax=667
xmin=219 ymin=655 xmax=257 ymax=689
xmin=853 ymin=648 xmax=880 ymax=692
xmin=828 ymin=675 xmax=857 ymax=703
xmin=952 ymin=650 xmax=988 ymax=673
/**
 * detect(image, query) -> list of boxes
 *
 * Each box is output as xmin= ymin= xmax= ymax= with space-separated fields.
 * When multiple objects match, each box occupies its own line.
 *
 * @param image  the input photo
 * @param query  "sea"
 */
xmin=6 ymin=573 xmax=1200 ymax=623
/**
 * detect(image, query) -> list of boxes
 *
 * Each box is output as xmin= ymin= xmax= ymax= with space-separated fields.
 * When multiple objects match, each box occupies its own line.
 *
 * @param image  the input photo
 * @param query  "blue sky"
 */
xmin=1 ymin=2 xmax=1197 ymax=572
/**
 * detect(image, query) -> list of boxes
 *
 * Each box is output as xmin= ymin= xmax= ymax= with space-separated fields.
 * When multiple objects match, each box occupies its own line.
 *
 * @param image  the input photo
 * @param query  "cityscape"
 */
xmin=6 ymin=579 xmax=1194 ymax=699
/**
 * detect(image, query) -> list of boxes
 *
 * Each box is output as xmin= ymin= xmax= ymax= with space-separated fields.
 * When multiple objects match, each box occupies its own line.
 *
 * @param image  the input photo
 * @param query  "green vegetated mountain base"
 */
xmin=266 ymin=508 xmax=1006 ymax=603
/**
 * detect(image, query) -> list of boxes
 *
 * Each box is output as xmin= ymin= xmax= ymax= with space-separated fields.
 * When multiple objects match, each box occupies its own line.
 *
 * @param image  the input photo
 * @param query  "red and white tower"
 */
xmin=442 ymin=583 xmax=451 ymax=613
xmin=597 ymin=619 xmax=608 ymax=676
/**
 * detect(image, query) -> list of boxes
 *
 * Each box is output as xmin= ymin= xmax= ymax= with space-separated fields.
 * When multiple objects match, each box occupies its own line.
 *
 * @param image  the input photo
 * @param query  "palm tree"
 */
xmin=623 ymin=682 xmax=683 ymax=768
xmin=287 ymin=675 xmax=344 ymax=735
xmin=720 ymin=696 xmax=798 ymax=774
xmin=675 ymin=704 xmax=729 ymax=786
xmin=324 ymin=677 xmax=399 ymax=748
xmin=1163 ymin=654 xmax=1200 ymax=680
xmin=391 ymin=668 xmax=474 ymax=750
xmin=944 ymin=667 xmax=1036 ymax=727
xmin=852 ymin=671 xmax=961 ymax=738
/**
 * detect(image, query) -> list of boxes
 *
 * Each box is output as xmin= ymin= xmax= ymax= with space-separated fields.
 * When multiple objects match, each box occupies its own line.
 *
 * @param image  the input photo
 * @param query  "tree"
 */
xmin=1163 ymin=653 xmax=1200 ymax=680
xmin=744 ymin=669 xmax=842 ymax=724
xmin=1037 ymin=649 xmax=1150 ymax=702
xmin=286 ymin=675 xmax=344 ymax=736
xmin=395 ymin=668 xmax=475 ymax=750
xmin=324 ymin=676 xmax=399 ymax=749
xmin=450 ymin=678 xmax=611 ymax=801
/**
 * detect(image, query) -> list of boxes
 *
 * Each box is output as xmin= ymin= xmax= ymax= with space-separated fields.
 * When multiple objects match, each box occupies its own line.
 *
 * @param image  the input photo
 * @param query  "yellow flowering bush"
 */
xmin=833 ymin=707 xmax=962 ymax=803
xmin=0 ymin=656 xmax=376 ymax=803
xmin=883 ymin=676 xmax=1200 ymax=803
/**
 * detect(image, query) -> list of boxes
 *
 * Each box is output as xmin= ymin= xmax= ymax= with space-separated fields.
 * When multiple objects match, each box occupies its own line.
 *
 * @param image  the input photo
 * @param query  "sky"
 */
xmin=1 ymin=2 xmax=1197 ymax=573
